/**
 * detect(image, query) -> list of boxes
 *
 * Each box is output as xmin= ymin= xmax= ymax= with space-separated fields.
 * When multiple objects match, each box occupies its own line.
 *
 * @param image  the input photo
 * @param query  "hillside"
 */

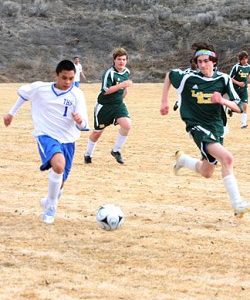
xmin=0 ymin=0 xmax=249 ymax=83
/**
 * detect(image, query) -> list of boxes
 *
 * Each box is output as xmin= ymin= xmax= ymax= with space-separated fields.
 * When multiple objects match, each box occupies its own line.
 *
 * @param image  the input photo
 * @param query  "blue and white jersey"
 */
xmin=18 ymin=81 xmax=89 ymax=143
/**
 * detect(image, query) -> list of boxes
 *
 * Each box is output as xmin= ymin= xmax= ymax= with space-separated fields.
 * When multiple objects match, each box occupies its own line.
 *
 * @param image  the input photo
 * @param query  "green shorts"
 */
xmin=93 ymin=102 xmax=130 ymax=130
xmin=235 ymin=87 xmax=248 ymax=103
xmin=189 ymin=125 xmax=223 ymax=164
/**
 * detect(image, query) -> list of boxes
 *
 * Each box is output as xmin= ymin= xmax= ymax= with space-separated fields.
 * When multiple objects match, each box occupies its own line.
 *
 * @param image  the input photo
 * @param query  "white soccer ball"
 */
xmin=96 ymin=204 xmax=124 ymax=231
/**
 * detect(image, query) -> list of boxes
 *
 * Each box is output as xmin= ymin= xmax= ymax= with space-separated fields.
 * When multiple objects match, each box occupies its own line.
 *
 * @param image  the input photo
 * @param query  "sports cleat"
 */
xmin=241 ymin=125 xmax=248 ymax=129
xmin=43 ymin=207 xmax=56 ymax=224
xmin=40 ymin=198 xmax=56 ymax=224
xmin=234 ymin=201 xmax=250 ymax=218
xmin=173 ymin=150 xmax=184 ymax=175
xmin=227 ymin=109 xmax=233 ymax=117
xmin=84 ymin=155 xmax=92 ymax=164
xmin=111 ymin=150 xmax=124 ymax=164
xmin=173 ymin=101 xmax=179 ymax=111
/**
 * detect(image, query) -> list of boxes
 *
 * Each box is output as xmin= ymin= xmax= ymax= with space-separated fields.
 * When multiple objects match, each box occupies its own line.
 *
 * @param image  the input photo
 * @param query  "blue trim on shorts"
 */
xmin=37 ymin=135 xmax=75 ymax=182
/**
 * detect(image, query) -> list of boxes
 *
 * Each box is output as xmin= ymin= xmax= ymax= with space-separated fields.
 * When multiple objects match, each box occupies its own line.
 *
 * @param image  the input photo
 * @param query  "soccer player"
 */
xmin=84 ymin=47 xmax=133 ymax=164
xmin=229 ymin=51 xmax=250 ymax=128
xmin=3 ymin=60 xmax=89 ymax=224
xmin=73 ymin=56 xmax=86 ymax=87
xmin=160 ymin=42 xmax=250 ymax=217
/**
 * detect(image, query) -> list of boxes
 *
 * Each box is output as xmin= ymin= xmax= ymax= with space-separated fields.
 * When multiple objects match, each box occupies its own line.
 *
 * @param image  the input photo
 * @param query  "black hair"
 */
xmin=56 ymin=60 xmax=76 ymax=75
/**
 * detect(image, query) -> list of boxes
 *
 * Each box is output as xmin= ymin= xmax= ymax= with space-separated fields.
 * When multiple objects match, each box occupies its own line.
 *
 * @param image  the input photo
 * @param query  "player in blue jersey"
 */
xmin=160 ymin=42 xmax=249 ymax=217
xmin=84 ymin=47 xmax=133 ymax=164
xmin=3 ymin=60 xmax=89 ymax=224
xmin=229 ymin=51 xmax=250 ymax=128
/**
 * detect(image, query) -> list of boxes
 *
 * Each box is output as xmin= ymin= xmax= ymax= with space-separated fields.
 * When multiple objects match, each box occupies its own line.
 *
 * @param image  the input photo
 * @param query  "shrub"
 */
xmin=28 ymin=0 xmax=49 ymax=17
xmin=2 ymin=1 xmax=21 ymax=17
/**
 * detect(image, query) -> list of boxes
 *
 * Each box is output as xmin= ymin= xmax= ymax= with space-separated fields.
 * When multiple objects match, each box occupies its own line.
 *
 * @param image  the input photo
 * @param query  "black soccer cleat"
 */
xmin=173 ymin=101 xmax=179 ymax=111
xmin=84 ymin=155 xmax=92 ymax=164
xmin=241 ymin=125 xmax=248 ymax=129
xmin=227 ymin=109 xmax=233 ymax=117
xmin=111 ymin=150 xmax=124 ymax=164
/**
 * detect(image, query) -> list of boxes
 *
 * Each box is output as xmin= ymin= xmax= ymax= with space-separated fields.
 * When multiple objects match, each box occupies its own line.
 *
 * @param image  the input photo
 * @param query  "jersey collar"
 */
xmin=51 ymin=83 xmax=74 ymax=96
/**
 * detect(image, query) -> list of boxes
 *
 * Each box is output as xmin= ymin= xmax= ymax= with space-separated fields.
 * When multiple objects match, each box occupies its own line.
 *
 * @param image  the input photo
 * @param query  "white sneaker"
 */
xmin=234 ymin=201 xmax=250 ymax=218
xmin=40 ymin=198 xmax=56 ymax=224
xmin=173 ymin=150 xmax=184 ymax=175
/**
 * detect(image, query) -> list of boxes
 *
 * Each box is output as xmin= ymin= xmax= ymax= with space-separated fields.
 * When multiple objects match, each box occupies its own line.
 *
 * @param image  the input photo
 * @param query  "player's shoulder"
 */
xmin=231 ymin=63 xmax=240 ymax=70
xmin=19 ymin=81 xmax=51 ymax=92
xmin=123 ymin=67 xmax=130 ymax=74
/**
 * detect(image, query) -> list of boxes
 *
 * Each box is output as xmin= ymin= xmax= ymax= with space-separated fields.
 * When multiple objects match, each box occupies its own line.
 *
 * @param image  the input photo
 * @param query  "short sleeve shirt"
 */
xmin=169 ymin=69 xmax=242 ymax=137
xmin=97 ymin=66 xmax=130 ymax=105
xmin=18 ymin=82 xmax=88 ymax=143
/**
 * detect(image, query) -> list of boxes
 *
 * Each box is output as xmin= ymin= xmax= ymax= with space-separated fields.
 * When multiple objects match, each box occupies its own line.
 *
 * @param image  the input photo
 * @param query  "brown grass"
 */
xmin=0 ymin=83 xmax=250 ymax=299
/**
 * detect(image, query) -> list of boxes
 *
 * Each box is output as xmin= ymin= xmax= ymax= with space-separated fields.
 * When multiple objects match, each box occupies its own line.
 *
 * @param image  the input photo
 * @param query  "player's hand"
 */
xmin=160 ymin=103 xmax=170 ymax=115
xmin=3 ymin=114 xmax=13 ymax=127
xmin=72 ymin=112 xmax=82 ymax=125
xmin=211 ymin=92 xmax=224 ymax=105
xmin=121 ymin=80 xmax=133 ymax=88
xmin=238 ymin=82 xmax=245 ymax=88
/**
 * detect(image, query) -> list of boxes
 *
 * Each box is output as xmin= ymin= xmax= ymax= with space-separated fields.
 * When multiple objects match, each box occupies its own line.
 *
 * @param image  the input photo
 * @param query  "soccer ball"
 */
xmin=96 ymin=204 xmax=124 ymax=231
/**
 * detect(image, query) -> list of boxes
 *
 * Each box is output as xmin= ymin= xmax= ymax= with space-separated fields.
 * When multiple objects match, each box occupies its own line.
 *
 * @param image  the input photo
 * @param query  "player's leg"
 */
xmin=241 ymin=102 xmax=248 ymax=128
xmin=111 ymin=103 xmax=131 ymax=164
xmin=84 ymin=103 xmax=109 ymax=163
xmin=111 ymin=117 xmax=131 ymax=164
xmin=37 ymin=136 xmax=65 ymax=223
xmin=84 ymin=129 xmax=104 ymax=163
xmin=46 ymin=152 xmax=65 ymax=211
xmin=240 ymin=91 xmax=248 ymax=128
xmin=174 ymin=150 xmax=215 ymax=178
xmin=174 ymin=127 xmax=216 ymax=177
xmin=207 ymin=142 xmax=249 ymax=216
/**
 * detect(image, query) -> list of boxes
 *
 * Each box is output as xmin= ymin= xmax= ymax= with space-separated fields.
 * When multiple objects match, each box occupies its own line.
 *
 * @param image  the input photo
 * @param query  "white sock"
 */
xmin=112 ymin=133 xmax=128 ymax=152
xmin=241 ymin=112 xmax=247 ymax=126
xmin=180 ymin=154 xmax=199 ymax=172
xmin=85 ymin=139 xmax=97 ymax=157
xmin=223 ymin=174 xmax=242 ymax=208
xmin=47 ymin=169 xmax=63 ymax=209
xmin=58 ymin=188 xmax=63 ymax=200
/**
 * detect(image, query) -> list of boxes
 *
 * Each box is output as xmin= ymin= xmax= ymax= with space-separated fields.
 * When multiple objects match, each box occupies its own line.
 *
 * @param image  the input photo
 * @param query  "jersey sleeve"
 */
xmin=169 ymin=69 xmax=186 ymax=89
xmin=74 ymin=90 xmax=89 ymax=130
xmin=101 ymin=68 xmax=114 ymax=93
xmin=226 ymin=76 xmax=243 ymax=111
xmin=17 ymin=81 xmax=43 ymax=100
xmin=229 ymin=65 xmax=237 ymax=78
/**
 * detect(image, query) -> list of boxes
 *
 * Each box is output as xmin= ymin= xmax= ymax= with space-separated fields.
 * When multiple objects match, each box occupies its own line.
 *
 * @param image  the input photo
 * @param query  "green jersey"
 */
xmin=230 ymin=63 xmax=250 ymax=102
xmin=97 ymin=66 xmax=130 ymax=105
xmin=169 ymin=69 xmax=242 ymax=138
xmin=230 ymin=63 xmax=250 ymax=87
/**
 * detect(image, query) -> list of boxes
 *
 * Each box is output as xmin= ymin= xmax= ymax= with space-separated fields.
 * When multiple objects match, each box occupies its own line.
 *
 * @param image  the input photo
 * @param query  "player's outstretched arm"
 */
xmin=3 ymin=97 xmax=27 ymax=127
xmin=160 ymin=72 xmax=171 ymax=115
xmin=211 ymin=92 xmax=241 ymax=113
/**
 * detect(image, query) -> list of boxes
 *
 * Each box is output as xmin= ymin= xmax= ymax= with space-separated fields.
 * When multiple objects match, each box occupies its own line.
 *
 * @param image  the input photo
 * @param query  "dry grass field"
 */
xmin=0 ymin=83 xmax=250 ymax=300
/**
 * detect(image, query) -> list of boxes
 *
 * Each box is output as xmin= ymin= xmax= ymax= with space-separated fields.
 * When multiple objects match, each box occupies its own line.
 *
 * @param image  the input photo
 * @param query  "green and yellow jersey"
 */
xmin=230 ymin=63 xmax=250 ymax=87
xmin=230 ymin=63 xmax=250 ymax=102
xmin=169 ymin=69 xmax=242 ymax=138
xmin=97 ymin=66 xmax=130 ymax=105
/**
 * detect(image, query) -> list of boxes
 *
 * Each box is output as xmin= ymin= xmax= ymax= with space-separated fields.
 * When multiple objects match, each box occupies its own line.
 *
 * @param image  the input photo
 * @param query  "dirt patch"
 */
xmin=0 ymin=83 xmax=249 ymax=299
